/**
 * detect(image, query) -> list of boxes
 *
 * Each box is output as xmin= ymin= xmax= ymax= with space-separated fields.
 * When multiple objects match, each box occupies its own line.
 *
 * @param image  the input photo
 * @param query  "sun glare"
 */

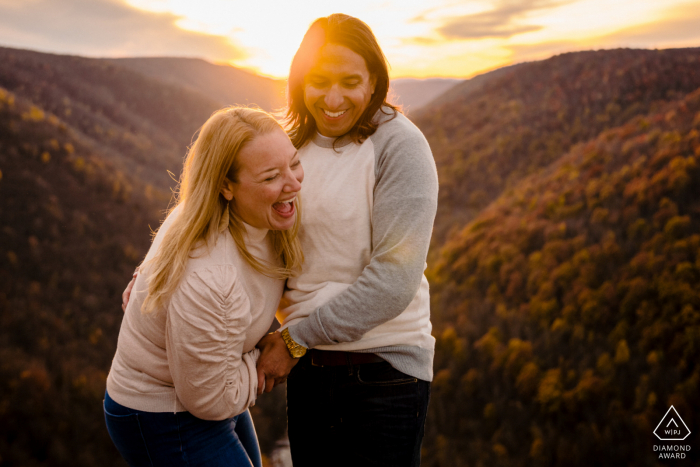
xmin=125 ymin=0 xmax=700 ymax=79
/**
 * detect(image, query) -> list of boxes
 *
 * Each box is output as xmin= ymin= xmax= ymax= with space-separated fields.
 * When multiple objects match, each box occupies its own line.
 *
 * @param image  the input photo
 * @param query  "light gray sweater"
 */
xmin=280 ymin=108 xmax=438 ymax=381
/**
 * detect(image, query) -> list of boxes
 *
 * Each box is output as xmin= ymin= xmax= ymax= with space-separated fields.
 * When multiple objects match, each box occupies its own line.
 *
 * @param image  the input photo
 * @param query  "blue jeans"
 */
xmin=103 ymin=390 xmax=262 ymax=467
xmin=287 ymin=357 xmax=430 ymax=467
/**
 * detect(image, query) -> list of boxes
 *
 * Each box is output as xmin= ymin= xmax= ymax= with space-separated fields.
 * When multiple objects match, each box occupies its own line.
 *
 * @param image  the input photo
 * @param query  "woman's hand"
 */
xmin=255 ymin=332 xmax=299 ymax=395
xmin=121 ymin=267 xmax=139 ymax=312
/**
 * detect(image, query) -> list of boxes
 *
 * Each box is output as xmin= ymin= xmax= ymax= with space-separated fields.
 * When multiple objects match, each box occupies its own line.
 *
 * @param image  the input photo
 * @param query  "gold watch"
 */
xmin=281 ymin=328 xmax=307 ymax=358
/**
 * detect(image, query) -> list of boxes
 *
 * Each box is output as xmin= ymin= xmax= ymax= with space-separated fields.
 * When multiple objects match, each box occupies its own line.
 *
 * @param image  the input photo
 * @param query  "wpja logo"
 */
xmin=653 ymin=406 xmax=692 ymax=460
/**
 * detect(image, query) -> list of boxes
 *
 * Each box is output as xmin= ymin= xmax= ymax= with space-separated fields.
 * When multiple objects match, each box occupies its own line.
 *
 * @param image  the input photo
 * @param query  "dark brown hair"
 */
xmin=284 ymin=13 xmax=400 ymax=149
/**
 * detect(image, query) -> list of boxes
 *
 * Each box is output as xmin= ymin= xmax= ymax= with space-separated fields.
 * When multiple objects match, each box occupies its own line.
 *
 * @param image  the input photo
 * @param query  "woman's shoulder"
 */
xmin=185 ymin=229 xmax=238 ymax=275
xmin=181 ymin=260 xmax=244 ymax=291
xmin=175 ymin=259 xmax=250 ymax=316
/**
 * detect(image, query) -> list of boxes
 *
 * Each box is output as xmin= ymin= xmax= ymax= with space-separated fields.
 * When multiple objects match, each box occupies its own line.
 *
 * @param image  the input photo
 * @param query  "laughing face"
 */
xmin=303 ymin=43 xmax=376 ymax=138
xmin=223 ymin=129 xmax=303 ymax=231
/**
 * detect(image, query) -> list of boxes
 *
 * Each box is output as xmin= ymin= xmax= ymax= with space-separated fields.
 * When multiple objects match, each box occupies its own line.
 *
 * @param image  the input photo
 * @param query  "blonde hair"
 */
xmin=142 ymin=106 xmax=303 ymax=314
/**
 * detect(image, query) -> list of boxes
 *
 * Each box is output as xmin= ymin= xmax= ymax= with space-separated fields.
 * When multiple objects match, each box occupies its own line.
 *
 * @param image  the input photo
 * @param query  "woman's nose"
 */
xmin=285 ymin=169 xmax=303 ymax=192
xmin=324 ymin=85 xmax=343 ymax=109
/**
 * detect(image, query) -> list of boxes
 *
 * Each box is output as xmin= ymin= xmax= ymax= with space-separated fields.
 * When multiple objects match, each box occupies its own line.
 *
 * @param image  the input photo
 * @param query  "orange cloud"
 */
xmin=601 ymin=3 xmax=700 ymax=48
xmin=0 ymin=0 xmax=245 ymax=61
xmin=504 ymin=2 xmax=700 ymax=64
xmin=436 ymin=0 xmax=571 ymax=40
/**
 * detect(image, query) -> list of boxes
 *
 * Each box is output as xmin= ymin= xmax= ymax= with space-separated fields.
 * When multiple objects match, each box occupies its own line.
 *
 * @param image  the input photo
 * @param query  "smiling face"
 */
xmin=222 ymin=129 xmax=303 ymax=231
xmin=303 ymin=43 xmax=377 ymax=138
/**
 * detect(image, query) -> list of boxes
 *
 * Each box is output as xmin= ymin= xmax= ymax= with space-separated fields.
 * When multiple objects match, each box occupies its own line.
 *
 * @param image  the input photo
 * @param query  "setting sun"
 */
xmin=122 ymin=0 xmax=700 ymax=78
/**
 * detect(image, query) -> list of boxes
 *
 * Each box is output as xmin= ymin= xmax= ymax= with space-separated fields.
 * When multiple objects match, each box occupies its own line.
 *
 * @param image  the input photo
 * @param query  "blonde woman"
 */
xmin=104 ymin=107 xmax=303 ymax=467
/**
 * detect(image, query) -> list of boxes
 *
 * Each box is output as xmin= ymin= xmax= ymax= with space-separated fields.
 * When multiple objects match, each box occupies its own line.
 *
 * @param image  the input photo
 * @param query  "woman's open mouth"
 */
xmin=272 ymin=196 xmax=296 ymax=218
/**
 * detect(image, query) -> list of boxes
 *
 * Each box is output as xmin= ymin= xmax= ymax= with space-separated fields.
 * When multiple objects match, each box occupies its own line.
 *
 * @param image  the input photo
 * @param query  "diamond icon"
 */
xmin=654 ymin=406 xmax=691 ymax=441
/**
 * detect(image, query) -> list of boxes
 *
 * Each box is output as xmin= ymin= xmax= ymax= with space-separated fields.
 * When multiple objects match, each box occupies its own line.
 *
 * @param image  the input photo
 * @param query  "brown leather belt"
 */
xmin=308 ymin=349 xmax=384 ymax=367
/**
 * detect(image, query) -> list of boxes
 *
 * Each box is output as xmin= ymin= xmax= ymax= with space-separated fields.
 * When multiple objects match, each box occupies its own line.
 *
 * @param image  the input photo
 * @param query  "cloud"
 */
xmin=504 ymin=2 xmax=700 ymax=64
xmin=401 ymin=36 xmax=442 ymax=46
xmin=436 ymin=0 xmax=569 ymax=40
xmin=507 ymin=40 xmax=578 ymax=59
xmin=0 ymin=0 xmax=245 ymax=60
xmin=601 ymin=7 xmax=700 ymax=47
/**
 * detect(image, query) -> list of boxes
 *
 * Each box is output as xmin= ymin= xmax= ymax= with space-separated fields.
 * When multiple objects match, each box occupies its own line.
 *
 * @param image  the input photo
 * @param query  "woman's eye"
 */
xmin=292 ymin=160 xmax=301 ymax=167
xmin=265 ymin=174 xmax=279 ymax=182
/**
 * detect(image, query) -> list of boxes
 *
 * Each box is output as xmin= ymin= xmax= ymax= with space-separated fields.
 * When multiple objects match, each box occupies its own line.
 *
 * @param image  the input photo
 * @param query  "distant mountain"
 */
xmin=422 ymin=63 xmax=524 ymax=110
xmin=414 ymin=48 xmax=700 ymax=249
xmin=109 ymin=57 xmax=286 ymax=111
xmin=389 ymin=78 xmax=462 ymax=113
xmin=0 ymin=46 xmax=225 ymax=192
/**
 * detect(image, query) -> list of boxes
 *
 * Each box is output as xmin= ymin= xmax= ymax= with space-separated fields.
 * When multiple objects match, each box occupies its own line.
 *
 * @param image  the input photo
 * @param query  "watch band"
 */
xmin=281 ymin=328 xmax=307 ymax=358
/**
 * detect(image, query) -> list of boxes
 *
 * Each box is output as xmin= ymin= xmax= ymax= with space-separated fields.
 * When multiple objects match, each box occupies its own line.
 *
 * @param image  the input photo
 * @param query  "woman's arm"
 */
xmin=166 ymin=264 xmax=259 ymax=420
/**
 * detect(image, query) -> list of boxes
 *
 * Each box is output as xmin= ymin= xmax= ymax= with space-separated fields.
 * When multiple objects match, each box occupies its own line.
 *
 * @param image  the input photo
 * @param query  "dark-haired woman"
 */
xmin=256 ymin=13 xmax=438 ymax=467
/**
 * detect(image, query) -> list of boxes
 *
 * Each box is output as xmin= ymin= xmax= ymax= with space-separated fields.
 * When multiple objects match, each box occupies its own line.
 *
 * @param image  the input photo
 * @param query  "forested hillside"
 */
xmin=422 ymin=71 xmax=700 ymax=466
xmin=0 ymin=47 xmax=225 ymax=191
xmin=0 ymin=85 xmax=160 ymax=466
xmin=109 ymin=57 xmax=286 ymax=111
xmin=414 ymin=48 xmax=700 ymax=249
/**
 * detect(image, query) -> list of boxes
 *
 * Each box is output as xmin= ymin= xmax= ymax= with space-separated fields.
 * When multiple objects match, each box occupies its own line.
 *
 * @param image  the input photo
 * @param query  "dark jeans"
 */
xmin=103 ymin=390 xmax=262 ymax=467
xmin=287 ymin=357 xmax=430 ymax=467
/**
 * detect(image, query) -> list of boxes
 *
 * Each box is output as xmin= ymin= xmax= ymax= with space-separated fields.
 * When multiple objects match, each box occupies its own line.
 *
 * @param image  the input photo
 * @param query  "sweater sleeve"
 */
xmin=166 ymin=265 xmax=259 ymax=420
xmin=288 ymin=117 xmax=438 ymax=348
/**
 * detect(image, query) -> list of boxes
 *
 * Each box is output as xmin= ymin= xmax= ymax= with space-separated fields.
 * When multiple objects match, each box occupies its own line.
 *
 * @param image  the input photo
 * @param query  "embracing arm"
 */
xmin=287 ymin=120 xmax=438 ymax=348
xmin=166 ymin=265 xmax=259 ymax=420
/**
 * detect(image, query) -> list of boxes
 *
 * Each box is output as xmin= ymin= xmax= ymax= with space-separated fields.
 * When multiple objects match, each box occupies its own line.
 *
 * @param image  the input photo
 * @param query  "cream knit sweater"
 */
xmin=280 ymin=109 xmax=438 ymax=381
xmin=106 ymin=207 xmax=283 ymax=420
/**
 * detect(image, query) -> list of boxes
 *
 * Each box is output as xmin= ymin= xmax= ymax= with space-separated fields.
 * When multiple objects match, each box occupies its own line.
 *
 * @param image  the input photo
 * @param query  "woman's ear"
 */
xmin=220 ymin=178 xmax=235 ymax=201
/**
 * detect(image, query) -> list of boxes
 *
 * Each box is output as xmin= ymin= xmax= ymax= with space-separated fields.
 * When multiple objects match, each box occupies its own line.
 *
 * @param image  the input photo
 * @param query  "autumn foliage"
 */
xmin=423 ymin=69 xmax=700 ymax=466
xmin=415 ymin=48 xmax=700 ymax=250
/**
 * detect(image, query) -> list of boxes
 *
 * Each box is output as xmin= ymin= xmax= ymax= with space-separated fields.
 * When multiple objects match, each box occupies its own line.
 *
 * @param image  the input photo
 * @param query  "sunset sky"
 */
xmin=1 ymin=0 xmax=700 ymax=78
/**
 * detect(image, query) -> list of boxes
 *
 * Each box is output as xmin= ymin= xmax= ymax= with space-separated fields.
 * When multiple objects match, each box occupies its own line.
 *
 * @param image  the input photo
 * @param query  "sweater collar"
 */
xmin=219 ymin=206 xmax=269 ymax=244
xmin=311 ymin=132 xmax=354 ymax=149
xmin=309 ymin=106 xmax=398 ymax=149
xmin=241 ymin=222 xmax=269 ymax=244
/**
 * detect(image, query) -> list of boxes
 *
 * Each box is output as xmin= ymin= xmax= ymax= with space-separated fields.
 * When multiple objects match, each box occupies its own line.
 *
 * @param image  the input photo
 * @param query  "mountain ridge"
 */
xmin=108 ymin=56 xmax=287 ymax=111
xmin=413 ymin=47 xmax=700 ymax=251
